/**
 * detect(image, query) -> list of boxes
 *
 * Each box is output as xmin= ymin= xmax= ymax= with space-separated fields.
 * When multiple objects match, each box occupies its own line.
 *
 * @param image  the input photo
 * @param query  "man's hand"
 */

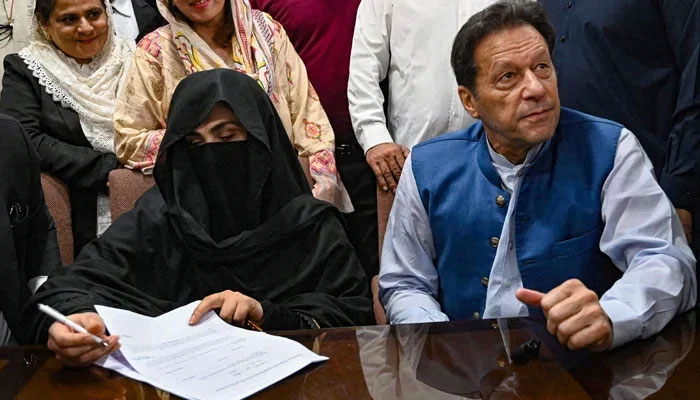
xmin=366 ymin=143 xmax=410 ymax=193
xmin=47 ymin=312 xmax=120 ymax=367
xmin=190 ymin=290 xmax=264 ymax=326
xmin=516 ymin=279 xmax=613 ymax=351
xmin=677 ymin=208 xmax=693 ymax=244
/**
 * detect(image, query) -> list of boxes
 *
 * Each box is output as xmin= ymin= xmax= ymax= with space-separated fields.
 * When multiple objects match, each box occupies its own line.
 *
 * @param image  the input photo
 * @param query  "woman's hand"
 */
xmin=190 ymin=290 xmax=264 ymax=326
xmin=47 ymin=312 xmax=120 ymax=367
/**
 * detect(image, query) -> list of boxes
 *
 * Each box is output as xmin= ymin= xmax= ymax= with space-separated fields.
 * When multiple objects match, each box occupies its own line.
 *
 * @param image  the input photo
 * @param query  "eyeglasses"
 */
xmin=0 ymin=24 xmax=12 ymax=46
xmin=0 ymin=0 xmax=14 ymax=47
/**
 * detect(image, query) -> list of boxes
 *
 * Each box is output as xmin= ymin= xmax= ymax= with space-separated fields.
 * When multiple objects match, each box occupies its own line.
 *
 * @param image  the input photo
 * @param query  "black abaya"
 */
xmin=22 ymin=70 xmax=373 ymax=343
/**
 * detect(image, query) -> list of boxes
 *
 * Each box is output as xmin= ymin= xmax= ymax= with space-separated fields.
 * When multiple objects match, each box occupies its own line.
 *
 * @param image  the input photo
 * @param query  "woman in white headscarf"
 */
xmin=0 ymin=0 xmax=133 ymax=255
xmin=112 ymin=0 xmax=353 ymax=212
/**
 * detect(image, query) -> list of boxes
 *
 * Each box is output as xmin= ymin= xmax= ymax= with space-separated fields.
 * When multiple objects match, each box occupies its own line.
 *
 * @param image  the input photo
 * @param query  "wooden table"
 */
xmin=1 ymin=311 xmax=698 ymax=399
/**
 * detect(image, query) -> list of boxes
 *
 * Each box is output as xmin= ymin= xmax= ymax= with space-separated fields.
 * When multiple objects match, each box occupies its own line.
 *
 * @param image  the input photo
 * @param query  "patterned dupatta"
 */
xmin=157 ymin=0 xmax=276 ymax=94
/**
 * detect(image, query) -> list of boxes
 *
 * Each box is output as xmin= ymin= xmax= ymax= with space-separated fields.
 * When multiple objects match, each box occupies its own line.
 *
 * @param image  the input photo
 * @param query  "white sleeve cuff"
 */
xmin=356 ymin=122 xmax=394 ymax=154
xmin=600 ymin=298 xmax=643 ymax=349
xmin=28 ymin=276 xmax=49 ymax=294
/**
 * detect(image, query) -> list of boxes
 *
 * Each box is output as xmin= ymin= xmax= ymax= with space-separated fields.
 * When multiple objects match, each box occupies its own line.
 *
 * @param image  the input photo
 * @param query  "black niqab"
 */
xmin=189 ymin=141 xmax=251 ymax=241
xmin=154 ymin=69 xmax=311 ymax=261
xmin=21 ymin=70 xmax=372 ymax=344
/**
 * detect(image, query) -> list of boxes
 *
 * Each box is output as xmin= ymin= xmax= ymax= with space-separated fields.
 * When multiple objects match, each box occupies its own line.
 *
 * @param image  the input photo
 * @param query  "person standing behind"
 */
xmin=539 ymin=0 xmax=700 ymax=252
xmin=249 ymin=0 xmax=378 ymax=278
xmin=110 ymin=0 xmax=165 ymax=43
xmin=348 ymin=0 xmax=498 ymax=193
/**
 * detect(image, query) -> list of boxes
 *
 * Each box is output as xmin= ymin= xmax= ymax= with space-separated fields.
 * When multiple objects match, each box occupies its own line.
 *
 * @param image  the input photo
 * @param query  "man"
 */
xmin=379 ymin=0 xmax=696 ymax=351
xmin=0 ymin=114 xmax=61 ymax=345
xmin=348 ymin=0 xmax=497 ymax=194
xmin=249 ymin=0 xmax=379 ymax=278
xmin=539 ymin=0 xmax=700 ymax=253
xmin=111 ymin=0 xmax=165 ymax=44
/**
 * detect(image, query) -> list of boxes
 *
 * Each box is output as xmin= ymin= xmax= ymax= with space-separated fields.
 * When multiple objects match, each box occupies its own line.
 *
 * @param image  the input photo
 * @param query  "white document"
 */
xmin=94 ymin=302 xmax=328 ymax=400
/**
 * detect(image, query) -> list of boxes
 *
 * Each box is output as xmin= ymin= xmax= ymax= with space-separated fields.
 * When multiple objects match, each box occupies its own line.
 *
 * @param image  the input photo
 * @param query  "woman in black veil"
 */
xmin=22 ymin=69 xmax=373 ymax=366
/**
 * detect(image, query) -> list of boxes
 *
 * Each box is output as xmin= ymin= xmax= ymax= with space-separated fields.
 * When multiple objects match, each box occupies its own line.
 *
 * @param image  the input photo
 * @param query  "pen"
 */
xmin=245 ymin=319 xmax=263 ymax=332
xmin=37 ymin=304 xmax=110 ymax=348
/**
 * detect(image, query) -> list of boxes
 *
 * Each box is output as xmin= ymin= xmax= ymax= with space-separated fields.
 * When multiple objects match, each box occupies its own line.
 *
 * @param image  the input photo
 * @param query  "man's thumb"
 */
xmin=515 ymin=288 xmax=545 ymax=307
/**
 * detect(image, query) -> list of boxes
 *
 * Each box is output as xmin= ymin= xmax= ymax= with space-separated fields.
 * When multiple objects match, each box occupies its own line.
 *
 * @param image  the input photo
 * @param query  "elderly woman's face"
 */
xmin=186 ymin=103 xmax=248 ymax=146
xmin=42 ymin=0 xmax=109 ymax=64
xmin=172 ymin=0 xmax=227 ymax=26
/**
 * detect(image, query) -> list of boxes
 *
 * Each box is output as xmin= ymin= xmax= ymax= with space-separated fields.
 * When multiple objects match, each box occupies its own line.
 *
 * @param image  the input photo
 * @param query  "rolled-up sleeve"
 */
xmin=599 ymin=128 xmax=697 ymax=348
xmin=379 ymin=154 xmax=449 ymax=324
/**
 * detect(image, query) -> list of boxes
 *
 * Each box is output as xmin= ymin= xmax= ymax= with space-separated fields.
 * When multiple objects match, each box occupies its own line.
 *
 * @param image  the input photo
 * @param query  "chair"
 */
xmin=108 ymin=169 xmax=156 ymax=222
xmin=373 ymin=185 xmax=395 ymax=325
xmin=40 ymin=174 xmax=73 ymax=265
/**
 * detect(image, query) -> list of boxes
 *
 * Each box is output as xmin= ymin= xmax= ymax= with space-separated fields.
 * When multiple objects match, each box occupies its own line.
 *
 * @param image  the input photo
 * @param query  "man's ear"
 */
xmin=458 ymin=85 xmax=479 ymax=120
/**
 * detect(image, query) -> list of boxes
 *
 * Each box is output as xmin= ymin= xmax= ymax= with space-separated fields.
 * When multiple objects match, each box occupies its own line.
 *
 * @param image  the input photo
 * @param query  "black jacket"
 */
xmin=0 ymin=114 xmax=61 ymax=341
xmin=0 ymin=54 xmax=121 ymax=256
xmin=132 ymin=0 xmax=166 ymax=42
xmin=541 ymin=0 xmax=700 ymax=212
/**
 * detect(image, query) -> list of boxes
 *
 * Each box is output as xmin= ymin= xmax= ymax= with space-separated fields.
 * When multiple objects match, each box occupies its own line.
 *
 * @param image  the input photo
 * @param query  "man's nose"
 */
xmin=521 ymin=69 xmax=546 ymax=100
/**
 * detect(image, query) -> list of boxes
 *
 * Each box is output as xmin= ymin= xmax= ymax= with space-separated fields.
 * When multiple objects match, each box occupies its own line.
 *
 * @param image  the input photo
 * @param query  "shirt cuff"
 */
xmin=28 ymin=276 xmax=48 ymax=294
xmin=600 ymin=298 xmax=643 ymax=349
xmin=356 ymin=122 xmax=394 ymax=154
xmin=659 ymin=172 xmax=699 ymax=212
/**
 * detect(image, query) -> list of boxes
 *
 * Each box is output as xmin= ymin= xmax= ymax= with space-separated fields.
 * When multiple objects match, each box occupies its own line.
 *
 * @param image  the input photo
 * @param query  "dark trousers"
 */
xmin=336 ymin=143 xmax=379 ymax=280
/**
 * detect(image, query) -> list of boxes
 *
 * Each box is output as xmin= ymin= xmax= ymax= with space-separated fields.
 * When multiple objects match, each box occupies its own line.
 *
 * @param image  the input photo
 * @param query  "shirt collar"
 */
xmin=111 ymin=0 xmax=134 ymax=18
xmin=486 ymin=134 xmax=544 ymax=170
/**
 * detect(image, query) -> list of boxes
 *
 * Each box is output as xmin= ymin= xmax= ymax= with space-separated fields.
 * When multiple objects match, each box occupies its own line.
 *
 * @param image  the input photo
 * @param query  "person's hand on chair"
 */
xmin=366 ymin=143 xmax=410 ymax=193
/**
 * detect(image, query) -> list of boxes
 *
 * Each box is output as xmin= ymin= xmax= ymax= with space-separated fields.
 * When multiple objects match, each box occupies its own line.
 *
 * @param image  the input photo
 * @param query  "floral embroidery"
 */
xmin=140 ymin=129 xmax=165 ymax=167
xmin=125 ymin=82 xmax=136 ymax=97
xmin=286 ymin=62 xmax=294 ymax=88
xmin=138 ymin=28 xmax=166 ymax=59
xmin=173 ymin=33 xmax=199 ymax=75
xmin=309 ymin=85 xmax=319 ymax=101
xmin=309 ymin=150 xmax=338 ymax=176
xmin=150 ymin=76 xmax=164 ymax=99
xmin=304 ymin=119 xmax=322 ymax=140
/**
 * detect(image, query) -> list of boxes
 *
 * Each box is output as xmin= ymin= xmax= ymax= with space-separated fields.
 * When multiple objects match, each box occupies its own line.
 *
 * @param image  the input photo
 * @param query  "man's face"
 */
xmin=459 ymin=25 xmax=560 ymax=153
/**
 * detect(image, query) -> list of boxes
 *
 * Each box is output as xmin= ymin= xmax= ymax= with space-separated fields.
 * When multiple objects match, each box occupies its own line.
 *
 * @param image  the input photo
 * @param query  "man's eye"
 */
xmin=536 ymin=63 xmax=549 ymax=70
xmin=499 ymin=72 xmax=514 ymax=82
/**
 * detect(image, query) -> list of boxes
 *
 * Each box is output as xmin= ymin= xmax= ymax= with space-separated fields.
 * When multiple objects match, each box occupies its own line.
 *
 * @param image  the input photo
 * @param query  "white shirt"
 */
xmin=111 ymin=0 xmax=140 ymax=44
xmin=0 ymin=276 xmax=48 ymax=345
xmin=348 ymin=0 xmax=498 ymax=153
xmin=379 ymin=128 xmax=697 ymax=349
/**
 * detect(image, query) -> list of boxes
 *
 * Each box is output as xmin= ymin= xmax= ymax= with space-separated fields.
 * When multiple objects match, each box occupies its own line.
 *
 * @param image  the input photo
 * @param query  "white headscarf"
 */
xmin=18 ymin=0 xmax=133 ymax=153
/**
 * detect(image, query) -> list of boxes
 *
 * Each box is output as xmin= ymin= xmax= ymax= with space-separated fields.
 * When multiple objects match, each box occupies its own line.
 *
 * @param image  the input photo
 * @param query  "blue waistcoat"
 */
xmin=411 ymin=108 xmax=623 ymax=320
